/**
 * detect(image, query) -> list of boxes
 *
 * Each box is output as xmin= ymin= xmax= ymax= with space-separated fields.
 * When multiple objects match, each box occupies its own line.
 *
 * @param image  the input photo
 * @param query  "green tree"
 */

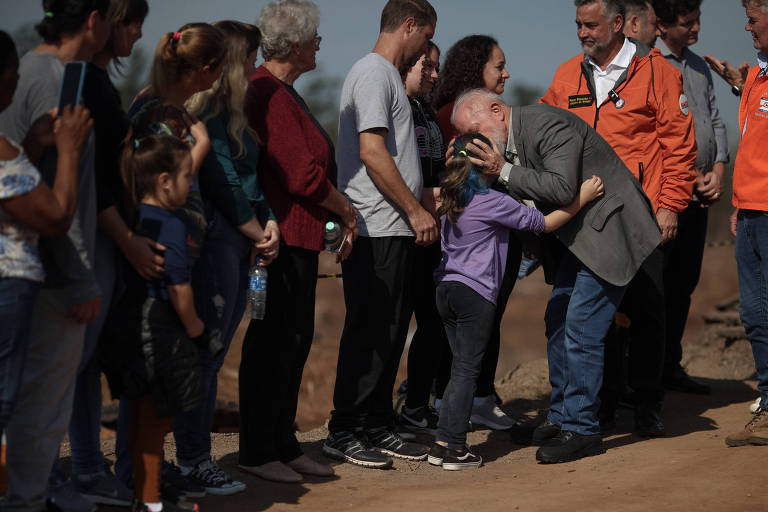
xmin=298 ymin=70 xmax=342 ymax=145
xmin=506 ymin=82 xmax=544 ymax=106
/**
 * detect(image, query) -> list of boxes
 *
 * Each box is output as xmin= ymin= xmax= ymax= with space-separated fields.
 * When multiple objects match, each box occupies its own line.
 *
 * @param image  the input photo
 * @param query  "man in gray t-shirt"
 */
xmin=324 ymin=0 xmax=438 ymax=470
xmin=337 ymin=52 xmax=424 ymax=237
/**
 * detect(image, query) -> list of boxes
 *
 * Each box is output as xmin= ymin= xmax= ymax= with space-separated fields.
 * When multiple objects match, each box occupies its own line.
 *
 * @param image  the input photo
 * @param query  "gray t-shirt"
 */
xmin=337 ymin=53 xmax=422 ymax=237
xmin=0 ymin=52 xmax=99 ymax=304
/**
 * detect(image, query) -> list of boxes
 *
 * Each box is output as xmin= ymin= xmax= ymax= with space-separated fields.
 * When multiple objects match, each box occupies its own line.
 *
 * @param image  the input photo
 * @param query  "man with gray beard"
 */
xmin=540 ymin=0 xmax=697 ymax=439
xmin=452 ymin=89 xmax=662 ymax=462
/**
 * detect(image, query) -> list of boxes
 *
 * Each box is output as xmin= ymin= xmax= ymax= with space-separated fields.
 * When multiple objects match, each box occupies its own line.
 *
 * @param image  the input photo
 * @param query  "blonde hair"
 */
xmin=150 ymin=22 xmax=226 ymax=96
xmin=187 ymin=21 xmax=261 ymax=158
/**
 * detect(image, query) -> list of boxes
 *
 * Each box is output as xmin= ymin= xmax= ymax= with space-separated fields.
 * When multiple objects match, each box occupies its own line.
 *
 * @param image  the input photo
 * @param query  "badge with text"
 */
xmin=679 ymin=94 xmax=690 ymax=116
xmin=759 ymin=95 xmax=768 ymax=114
xmin=568 ymin=94 xmax=594 ymax=109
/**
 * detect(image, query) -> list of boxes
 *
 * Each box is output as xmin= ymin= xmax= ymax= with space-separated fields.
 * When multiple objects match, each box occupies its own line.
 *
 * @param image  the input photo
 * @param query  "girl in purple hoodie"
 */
xmin=428 ymin=132 xmax=604 ymax=470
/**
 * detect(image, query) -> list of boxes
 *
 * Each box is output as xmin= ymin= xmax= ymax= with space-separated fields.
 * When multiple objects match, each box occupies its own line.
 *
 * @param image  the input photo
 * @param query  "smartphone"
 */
xmin=57 ymin=61 xmax=87 ymax=116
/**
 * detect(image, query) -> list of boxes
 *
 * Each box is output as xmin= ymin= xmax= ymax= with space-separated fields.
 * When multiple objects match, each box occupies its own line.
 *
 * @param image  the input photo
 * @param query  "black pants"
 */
xmin=435 ymin=281 xmax=496 ymax=449
xmin=435 ymin=232 xmax=522 ymax=399
xmin=329 ymin=236 xmax=415 ymax=433
xmin=663 ymin=203 xmax=708 ymax=375
xmin=238 ymin=246 xmax=318 ymax=466
xmin=405 ymin=242 xmax=450 ymax=409
xmin=602 ymin=246 xmax=665 ymax=407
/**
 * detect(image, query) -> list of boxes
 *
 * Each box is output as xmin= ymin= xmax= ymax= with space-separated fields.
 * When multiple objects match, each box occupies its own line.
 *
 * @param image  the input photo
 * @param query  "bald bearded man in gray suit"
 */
xmin=451 ymin=89 xmax=661 ymax=463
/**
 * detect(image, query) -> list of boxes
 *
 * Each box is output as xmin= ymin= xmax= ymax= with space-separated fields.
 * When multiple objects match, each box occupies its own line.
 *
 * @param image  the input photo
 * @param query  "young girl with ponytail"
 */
xmin=105 ymin=134 xmax=212 ymax=512
xmin=427 ymin=133 xmax=604 ymax=471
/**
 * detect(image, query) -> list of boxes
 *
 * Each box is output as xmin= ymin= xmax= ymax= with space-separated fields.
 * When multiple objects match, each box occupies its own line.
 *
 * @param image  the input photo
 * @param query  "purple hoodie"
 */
xmin=434 ymin=189 xmax=545 ymax=304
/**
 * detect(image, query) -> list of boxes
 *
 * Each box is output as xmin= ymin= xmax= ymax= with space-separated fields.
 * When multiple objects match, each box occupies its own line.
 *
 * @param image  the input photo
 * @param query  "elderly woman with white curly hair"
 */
xmin=237 ymin=0 xmax=357 ymax=483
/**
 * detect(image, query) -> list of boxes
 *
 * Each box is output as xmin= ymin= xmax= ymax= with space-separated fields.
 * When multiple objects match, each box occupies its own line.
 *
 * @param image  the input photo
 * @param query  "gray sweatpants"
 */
xmin=2 ymin=289 xmax=86 ymax=512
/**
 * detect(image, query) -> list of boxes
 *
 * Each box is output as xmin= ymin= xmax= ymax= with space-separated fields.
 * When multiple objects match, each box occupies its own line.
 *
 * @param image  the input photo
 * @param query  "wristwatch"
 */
xmin=731 ymin=84 xmax=742 ymax=96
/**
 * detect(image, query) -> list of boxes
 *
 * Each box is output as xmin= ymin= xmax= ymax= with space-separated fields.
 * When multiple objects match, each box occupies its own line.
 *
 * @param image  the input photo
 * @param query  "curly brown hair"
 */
xmin=432 ymin=35 xmax=498 ymax=110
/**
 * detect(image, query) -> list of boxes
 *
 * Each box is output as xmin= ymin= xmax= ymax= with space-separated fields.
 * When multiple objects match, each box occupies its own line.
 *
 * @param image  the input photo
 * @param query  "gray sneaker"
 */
xmin=75 ymin=470 xmax=134 ymax=507
xmin=47 ymin=480 xmax=97 ymax=512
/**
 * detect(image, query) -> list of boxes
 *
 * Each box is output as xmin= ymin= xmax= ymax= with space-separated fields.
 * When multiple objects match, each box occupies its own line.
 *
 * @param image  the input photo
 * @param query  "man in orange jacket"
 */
xmin=724 ymin=0 xmax=768 ymax=448
xmin=539 ymin=0 xmax=696 ymax=439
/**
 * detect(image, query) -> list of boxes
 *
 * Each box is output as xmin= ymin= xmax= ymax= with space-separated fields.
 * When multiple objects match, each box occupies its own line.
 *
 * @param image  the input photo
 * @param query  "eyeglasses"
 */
xmin=313 ymin=34 xmax=322 ymax=47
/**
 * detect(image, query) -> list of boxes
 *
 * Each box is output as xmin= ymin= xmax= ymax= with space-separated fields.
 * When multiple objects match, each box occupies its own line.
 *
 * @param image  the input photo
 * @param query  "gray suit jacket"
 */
xmin=504 ymin=104 xmax=661 ymax=287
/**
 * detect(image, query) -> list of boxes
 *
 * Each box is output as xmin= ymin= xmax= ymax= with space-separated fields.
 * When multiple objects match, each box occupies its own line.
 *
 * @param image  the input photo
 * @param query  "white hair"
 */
xmin=451 ymin=88 xmax=507 ymax=126
xmin=743 ymin=0 xmax=768 ymax=13
xmin=257 ymin=0 xmax=319 ymax=60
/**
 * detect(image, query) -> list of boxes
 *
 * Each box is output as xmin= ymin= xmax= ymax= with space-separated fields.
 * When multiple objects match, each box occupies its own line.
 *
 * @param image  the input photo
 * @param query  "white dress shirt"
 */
xmin=586 ymin=37 xmax=636 ymax=105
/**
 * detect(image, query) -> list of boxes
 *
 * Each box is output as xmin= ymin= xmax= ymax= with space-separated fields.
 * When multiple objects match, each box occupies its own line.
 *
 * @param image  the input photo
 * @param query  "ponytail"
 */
xmin=149 ymin=23 xmax=226 ymax=96
xmin=121 ymin=134 xmax=191 ymax=210
xmin=35 ymin=0 xmax=110 ymax=44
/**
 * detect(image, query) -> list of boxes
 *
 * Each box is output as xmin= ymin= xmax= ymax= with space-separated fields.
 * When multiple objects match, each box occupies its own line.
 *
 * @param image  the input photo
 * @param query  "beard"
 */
xmin=581 ymin=36 xmax=612 ymax=58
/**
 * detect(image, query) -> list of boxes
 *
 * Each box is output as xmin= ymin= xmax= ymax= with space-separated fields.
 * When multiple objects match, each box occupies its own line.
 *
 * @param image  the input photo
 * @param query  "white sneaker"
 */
xmin=469 ymin=395 xmax=517 ymax=430
xmin=750 ymin=397 xmax=762 ymax=413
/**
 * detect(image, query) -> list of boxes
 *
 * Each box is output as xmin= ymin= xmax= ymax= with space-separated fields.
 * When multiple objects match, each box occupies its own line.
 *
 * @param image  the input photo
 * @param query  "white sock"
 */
xmin=146 ymin=502 xmax=162 ymax=512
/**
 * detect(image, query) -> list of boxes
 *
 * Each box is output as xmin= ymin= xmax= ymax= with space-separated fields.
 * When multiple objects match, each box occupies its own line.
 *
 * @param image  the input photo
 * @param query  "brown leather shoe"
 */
xmin=237 ymin=461 xmax=302 ymax=483
xmin=286 ymin=455 xmax=335 ymax=477
xmin=725 ymin=408 xmax=768 ymax=447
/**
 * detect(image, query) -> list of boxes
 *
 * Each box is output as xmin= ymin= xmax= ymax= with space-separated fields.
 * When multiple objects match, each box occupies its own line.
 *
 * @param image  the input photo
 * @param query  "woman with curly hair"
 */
xmin=432 ymin=35 xmax=509 ymax=147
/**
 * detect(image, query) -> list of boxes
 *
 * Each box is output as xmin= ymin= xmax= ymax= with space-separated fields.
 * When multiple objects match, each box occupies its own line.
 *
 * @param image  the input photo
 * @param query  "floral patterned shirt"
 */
xmin=0 ymin=136 xmax=44 ymax=282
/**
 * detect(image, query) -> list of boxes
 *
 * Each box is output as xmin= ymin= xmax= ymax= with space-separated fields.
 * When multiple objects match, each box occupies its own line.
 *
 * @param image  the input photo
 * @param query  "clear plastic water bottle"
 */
xmin=323 ymin=220 xmax=342 ymax=252
xmin=248 ymin=258 xmax=267 ymax=320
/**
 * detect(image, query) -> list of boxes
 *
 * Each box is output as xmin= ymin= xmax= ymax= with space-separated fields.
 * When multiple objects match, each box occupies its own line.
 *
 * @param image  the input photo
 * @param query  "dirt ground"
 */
xmin=78 ymin=240 xmax=768 ymax=512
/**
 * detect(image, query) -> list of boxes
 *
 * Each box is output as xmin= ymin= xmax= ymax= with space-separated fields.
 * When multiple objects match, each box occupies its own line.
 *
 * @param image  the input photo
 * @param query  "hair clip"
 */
xmin=134 ymin=139 xmax=140 ymax=149
xmin=458 ymin=150 xmax=468 ymax=156
xmin=45 ymin=11 xmax=54 ymax=18
xmin=172 ymin=32 xmax=181 ymax=41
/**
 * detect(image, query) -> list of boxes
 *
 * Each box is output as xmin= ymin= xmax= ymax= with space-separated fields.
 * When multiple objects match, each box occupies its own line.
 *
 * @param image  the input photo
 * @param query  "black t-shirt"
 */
xmin=409 ymin=96 xmax=445 ymax=188
xmin=82 ymin=63 xmax=131 ymax=213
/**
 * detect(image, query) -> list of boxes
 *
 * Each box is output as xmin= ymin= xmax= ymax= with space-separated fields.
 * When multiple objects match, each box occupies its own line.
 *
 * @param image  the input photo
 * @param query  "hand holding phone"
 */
xmin=57 ymin=62 xmax=87 ymax=116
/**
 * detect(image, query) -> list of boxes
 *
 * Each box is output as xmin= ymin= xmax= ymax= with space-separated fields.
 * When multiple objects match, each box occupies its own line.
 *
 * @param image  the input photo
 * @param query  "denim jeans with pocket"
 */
xmin=545 ymin=251 xmax=626 ymax=435
xmin=0 ymin=277 xmax=40 ymax=432
xmin=736 ymin=210 xmax=768 ymax=409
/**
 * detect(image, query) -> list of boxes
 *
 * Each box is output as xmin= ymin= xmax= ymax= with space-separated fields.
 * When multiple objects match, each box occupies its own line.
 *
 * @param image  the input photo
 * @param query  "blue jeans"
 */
xmin=435 ymin=281 xmax=496 ymax=450
xmin=173 ymin=208 xmax=251 ymax=467
xmin=545 ymin=251 xmax=626 ymax=435
xmin=0 ymin=278 xmax=40 ymax=432
xmin=736 ymin=210 xmax=768 ymax=409
xmin=68 ymin=230 xmax=118 ymax=477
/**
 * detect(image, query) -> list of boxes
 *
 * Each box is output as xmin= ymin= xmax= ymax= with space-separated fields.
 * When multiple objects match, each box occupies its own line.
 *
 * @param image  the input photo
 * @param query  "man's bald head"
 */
xmin=451 ymin=88 xmax=511 ymax=148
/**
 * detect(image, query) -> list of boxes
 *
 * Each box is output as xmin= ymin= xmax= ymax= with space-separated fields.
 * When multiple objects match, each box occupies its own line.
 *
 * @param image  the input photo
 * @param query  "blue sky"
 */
xmin=0 ymin=0 xmax=756 ymax=145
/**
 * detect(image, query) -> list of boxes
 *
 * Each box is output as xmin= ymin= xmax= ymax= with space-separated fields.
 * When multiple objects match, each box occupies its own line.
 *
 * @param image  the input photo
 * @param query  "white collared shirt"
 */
xmin=586 ymin=37 xmax=637 ymax=105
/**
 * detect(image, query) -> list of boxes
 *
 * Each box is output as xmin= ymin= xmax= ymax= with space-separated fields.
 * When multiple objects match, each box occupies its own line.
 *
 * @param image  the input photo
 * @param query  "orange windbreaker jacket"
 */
xmin=733 ymin=64 xmax=768 ymax=211
xmin=540 ymin=41 xmax=696 ymax=213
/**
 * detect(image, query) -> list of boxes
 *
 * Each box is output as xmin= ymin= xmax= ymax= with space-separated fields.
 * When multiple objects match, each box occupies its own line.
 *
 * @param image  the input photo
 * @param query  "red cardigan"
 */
xmin=245 ymin=66 xmax=334 ymax=251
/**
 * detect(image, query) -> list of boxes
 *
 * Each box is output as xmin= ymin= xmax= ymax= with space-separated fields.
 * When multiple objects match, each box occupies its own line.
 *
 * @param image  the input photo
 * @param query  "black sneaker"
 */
xmin=427 ymin=442 xmax=450 ymax=466
xmin=399 ymin=405 xmax=439 ymax=435
xmin=323 ymin=431 xmax=393 ymax=469
xmin=508 ymin=422 xmax=536 ymax=445
xmin=532 ymin=420 xmax=561 ymax=445
xmin=366 ymin=427 xmax=429 ymax=461
xmin=163 ymin=463 xmax=206 ymax=498
xmin=180 ymin=458 xmax=246 ymax=496
xmin=535 ymin=430 xmax=604 ymax=464
xmin=442 ymin=446 xmax=482 ymax=471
